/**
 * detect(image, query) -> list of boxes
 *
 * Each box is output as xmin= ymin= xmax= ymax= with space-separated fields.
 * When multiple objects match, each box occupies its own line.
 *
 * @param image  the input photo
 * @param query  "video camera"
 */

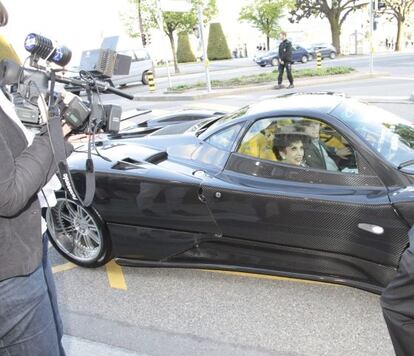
xmin=1 ymin=33 xmax=133 ymax=134
xmin=0 ymin=33 xmax=136 ymax=208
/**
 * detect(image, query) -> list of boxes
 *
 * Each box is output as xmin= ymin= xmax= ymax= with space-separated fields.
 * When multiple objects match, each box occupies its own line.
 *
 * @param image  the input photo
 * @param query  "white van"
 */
xmin=109 ymin=48 xmax=155 ymax=87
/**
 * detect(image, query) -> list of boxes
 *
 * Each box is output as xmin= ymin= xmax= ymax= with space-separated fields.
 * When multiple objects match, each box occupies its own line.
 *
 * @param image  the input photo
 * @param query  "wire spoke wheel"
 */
xmin=46 ymin=197 xmax=110 ymax=267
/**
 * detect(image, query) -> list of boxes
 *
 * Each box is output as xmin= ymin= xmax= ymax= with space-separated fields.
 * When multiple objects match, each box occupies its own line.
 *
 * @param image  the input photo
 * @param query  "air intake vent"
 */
xmin=111 ymin=157 xmax=143 ymax=170
xmin=146 ymin=151 xmax=168 ymax=164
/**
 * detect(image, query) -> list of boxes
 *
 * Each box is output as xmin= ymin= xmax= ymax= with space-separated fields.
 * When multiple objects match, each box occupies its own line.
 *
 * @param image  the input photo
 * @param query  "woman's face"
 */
xmin=282 ymin=140 xmax=304 ymax=165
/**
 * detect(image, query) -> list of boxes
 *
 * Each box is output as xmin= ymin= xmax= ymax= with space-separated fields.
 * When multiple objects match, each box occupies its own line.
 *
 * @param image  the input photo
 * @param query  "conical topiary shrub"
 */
xmin=207 ymin=22 xmax=231 ymax=60
xmin=177 ymin=32 xmax=196 ymax=63
xmin=0 ymin=35 xmax=21 ymax=64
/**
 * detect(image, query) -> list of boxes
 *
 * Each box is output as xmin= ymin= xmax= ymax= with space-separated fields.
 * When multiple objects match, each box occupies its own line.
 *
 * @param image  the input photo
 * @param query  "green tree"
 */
xmin=207 ymin=22 xmax=231 ymax=60
xmin=124 ymin=0 xmax=217 ymax=73
xmin=123 ymin=0 xmax=147 ymax=48
xmin=290 ymin=0 xmax=366 ymax=54
xmin=177 ymin=32 xmax=196 ymax=62
xmin=239 ymin=0 xmax=293 ymax=51
xmin=380 ymin=0 xmax=414 ymax=51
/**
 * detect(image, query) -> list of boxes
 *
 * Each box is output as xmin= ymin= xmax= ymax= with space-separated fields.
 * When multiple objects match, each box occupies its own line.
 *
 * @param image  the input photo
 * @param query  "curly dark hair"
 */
xmin=273 ymin=134 xmax=308 ymax=161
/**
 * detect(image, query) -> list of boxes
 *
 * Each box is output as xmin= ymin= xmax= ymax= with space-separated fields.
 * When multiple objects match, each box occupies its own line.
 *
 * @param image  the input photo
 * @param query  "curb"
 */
xmin=62 ymin=335 xmax=147 ymax=356
xmin=133 ymin=72 xmax=389 ymax=102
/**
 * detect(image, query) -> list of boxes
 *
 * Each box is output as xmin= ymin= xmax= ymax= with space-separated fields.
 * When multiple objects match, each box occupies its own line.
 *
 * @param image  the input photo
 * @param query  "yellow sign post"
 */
xmin=316 ymin=51 xmax=322 ymax=70
xmin=147 ymin=70 xmax=155 ymax=92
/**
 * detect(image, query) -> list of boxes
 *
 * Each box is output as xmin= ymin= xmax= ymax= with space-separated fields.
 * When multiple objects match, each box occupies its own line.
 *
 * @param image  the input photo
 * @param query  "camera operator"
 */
xmin=0 ymin=2 xmax=72 ymax=355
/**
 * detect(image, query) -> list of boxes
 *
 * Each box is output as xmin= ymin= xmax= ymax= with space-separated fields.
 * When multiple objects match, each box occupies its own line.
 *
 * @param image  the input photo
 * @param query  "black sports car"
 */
xmin=47 ymin=93 xmax=414 ymax=293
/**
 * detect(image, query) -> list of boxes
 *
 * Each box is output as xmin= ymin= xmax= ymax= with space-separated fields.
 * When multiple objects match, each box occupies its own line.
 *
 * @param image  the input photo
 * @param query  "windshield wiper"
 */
xmin=398 ymin=160 xmax=414 ymax=169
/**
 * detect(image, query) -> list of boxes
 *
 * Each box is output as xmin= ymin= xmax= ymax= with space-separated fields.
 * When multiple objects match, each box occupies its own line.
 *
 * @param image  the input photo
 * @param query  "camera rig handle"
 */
xmin=55 ymin=76 xmax=134 ymax=100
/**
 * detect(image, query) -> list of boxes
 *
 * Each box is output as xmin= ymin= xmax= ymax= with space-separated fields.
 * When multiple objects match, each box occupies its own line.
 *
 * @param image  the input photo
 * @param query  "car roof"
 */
xmin=246 ymin=93 xmax=344 ymax=117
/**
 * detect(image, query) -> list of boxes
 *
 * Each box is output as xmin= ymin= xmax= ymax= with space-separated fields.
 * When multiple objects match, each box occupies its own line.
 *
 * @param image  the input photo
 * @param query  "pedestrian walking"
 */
xmin=275 ymin=31 xmax=294 ymax=89
xmin=381 ymin=226 xmax=414 ymax=356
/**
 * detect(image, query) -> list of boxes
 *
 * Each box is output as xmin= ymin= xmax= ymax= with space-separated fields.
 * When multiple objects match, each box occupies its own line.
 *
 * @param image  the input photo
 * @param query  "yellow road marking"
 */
xmin=52 ymin=260 xmax=331 ymax=289
xmin=52 ymin=262 xmax=77 ymax=274
xmin=105 ymin=260 xmax=127 ymax=290
xmin=202 ymin=269 xmax=340 ymax=287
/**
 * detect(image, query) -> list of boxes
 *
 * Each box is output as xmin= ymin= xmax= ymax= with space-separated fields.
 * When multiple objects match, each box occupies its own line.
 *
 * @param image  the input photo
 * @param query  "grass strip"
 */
xmin=168 ymin=66 xmax=355 ymax=92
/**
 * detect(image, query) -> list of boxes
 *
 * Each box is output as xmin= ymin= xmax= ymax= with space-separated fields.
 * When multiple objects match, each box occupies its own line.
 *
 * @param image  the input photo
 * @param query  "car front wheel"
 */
xmin=46 ymin=194 xmax=112 ymax=268
xmin=329 ymin=52 xmax=336 ymax=59
xmin=301 ymin=55 xmax=308 ymax=63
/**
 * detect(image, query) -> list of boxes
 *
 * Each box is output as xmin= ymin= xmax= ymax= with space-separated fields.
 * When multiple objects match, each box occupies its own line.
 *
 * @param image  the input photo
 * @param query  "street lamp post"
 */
xmin=156 ymin=0 xmax=172 ymax=89
xmin=369 ymin=0 xmax=374 ymax=74
xmin=198 ymin=5 xmax=211 ymax=92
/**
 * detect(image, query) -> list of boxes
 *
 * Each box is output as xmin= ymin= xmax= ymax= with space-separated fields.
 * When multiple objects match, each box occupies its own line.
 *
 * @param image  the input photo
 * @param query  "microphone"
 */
xmin=24 ymin=33 xmax=72 ymax=67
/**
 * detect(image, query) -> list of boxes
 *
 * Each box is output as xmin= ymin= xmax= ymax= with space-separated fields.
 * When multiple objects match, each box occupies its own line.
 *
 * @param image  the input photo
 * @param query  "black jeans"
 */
xmin=0 ymin=233 xmax=65 ymax=356
xmin=278 ymin=62 xmax=293 ymax=85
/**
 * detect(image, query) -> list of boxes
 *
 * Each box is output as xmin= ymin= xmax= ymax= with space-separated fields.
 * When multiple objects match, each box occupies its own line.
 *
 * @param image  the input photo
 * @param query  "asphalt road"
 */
xmin=54 ymin=56 xmax=414 ymax=356
xmin=126 ymin=51 xmax=414 ymax=94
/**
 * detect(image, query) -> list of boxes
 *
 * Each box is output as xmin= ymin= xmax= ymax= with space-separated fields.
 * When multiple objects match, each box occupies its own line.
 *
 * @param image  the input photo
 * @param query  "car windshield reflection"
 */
xmin=204 ymin=106 xmax=249 ymax=134
xmin=332 ymin=100 xmax=414 ymax=171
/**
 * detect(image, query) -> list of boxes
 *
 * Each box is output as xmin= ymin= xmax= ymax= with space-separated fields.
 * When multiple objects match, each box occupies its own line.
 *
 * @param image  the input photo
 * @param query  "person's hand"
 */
xmin=62 ymin=122 xmax=72 ymax=138
xmin=279 ymin=59 xmax=284 ymax=65
xmin=67 ymin=133 xmax=90 ymax=143
xmin=336 ymin=146 xmax=352 ymax=159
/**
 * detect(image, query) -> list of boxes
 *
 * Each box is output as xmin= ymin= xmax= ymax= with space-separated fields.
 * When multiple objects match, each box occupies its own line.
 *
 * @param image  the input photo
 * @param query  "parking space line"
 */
xmin=105 ymin=260 xmax=127 ymax=290
xmin=203 ymin=269 xmax=339 ymax=287
xmin=52 ymin=262 xmax=78 ymax=274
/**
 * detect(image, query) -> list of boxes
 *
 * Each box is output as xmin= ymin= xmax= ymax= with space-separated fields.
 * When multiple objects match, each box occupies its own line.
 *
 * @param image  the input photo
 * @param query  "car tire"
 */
xmin=301 ymin=55 xmax=308 ymax=63
xmin=259 ymin=64 xmax=266 ymax=67
xmin=142 ymin=71 xmax=150 ymax=85
xmin=271 ymin=58 xmax=278 ymax=67
xmin=329 ymin=52 xmax=336 ymax=59
xmin=46 ymin=193 xmax=112 ymax=268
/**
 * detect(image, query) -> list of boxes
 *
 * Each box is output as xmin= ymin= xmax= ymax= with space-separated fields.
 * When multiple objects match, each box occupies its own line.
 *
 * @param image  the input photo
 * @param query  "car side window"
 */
xmin=135 ymin=49 xmax=150 ymax=61
xmin=205 ymin=124 xmax=243 ymax=151
xmin=237 ymin=117 xmax=359 ymax=173
xmin=121 ymin=50 xmax=137 ymax=62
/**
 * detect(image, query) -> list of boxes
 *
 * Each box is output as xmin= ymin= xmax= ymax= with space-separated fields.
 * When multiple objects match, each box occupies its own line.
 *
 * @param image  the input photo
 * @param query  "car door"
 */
xmin=111 ymin=49 xmax=153 ymax=86
xmin=291 ymin=45 xmax=300 ymax=61
xmin=200 ymin=116 xmax=409 ymax=285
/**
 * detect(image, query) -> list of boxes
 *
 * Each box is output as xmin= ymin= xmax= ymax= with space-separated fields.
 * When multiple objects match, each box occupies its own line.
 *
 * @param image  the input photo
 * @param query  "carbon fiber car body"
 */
xmin=54 ymin=94 xmax=414 ymax=294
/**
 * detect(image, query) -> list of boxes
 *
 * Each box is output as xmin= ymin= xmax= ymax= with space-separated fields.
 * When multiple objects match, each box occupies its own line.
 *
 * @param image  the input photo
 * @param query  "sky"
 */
xmin=0 ymin=0 xmax=335 ymax=65
xmin=1 ymin=0 xmax=132 ymax=64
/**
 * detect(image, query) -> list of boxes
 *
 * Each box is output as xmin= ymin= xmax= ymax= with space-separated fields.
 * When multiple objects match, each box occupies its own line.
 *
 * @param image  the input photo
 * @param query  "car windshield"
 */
xmin=203 ymin=106 xmax=249 ymax=135
xmin=332 ymin=99 xmax=414 ymax=172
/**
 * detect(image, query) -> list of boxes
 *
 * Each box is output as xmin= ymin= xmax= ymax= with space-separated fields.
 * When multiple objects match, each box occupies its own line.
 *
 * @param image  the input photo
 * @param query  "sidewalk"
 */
xmin=133 ymin=71 xmax=394 ymax=102
xmin=63 ymin=335 xmax=148 ymax=356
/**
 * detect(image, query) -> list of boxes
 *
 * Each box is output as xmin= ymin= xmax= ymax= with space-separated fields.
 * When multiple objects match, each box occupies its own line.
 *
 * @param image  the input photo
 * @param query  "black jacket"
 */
xmin=278 ymin=39 xmax=293 ymax=63
xmin=303 ymin=140 xmax=336 ymax=170
xmin=381 ymin=229 xmax=414 ymax=356
xmin=0 ymin=105 xmax=72 ymax=281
